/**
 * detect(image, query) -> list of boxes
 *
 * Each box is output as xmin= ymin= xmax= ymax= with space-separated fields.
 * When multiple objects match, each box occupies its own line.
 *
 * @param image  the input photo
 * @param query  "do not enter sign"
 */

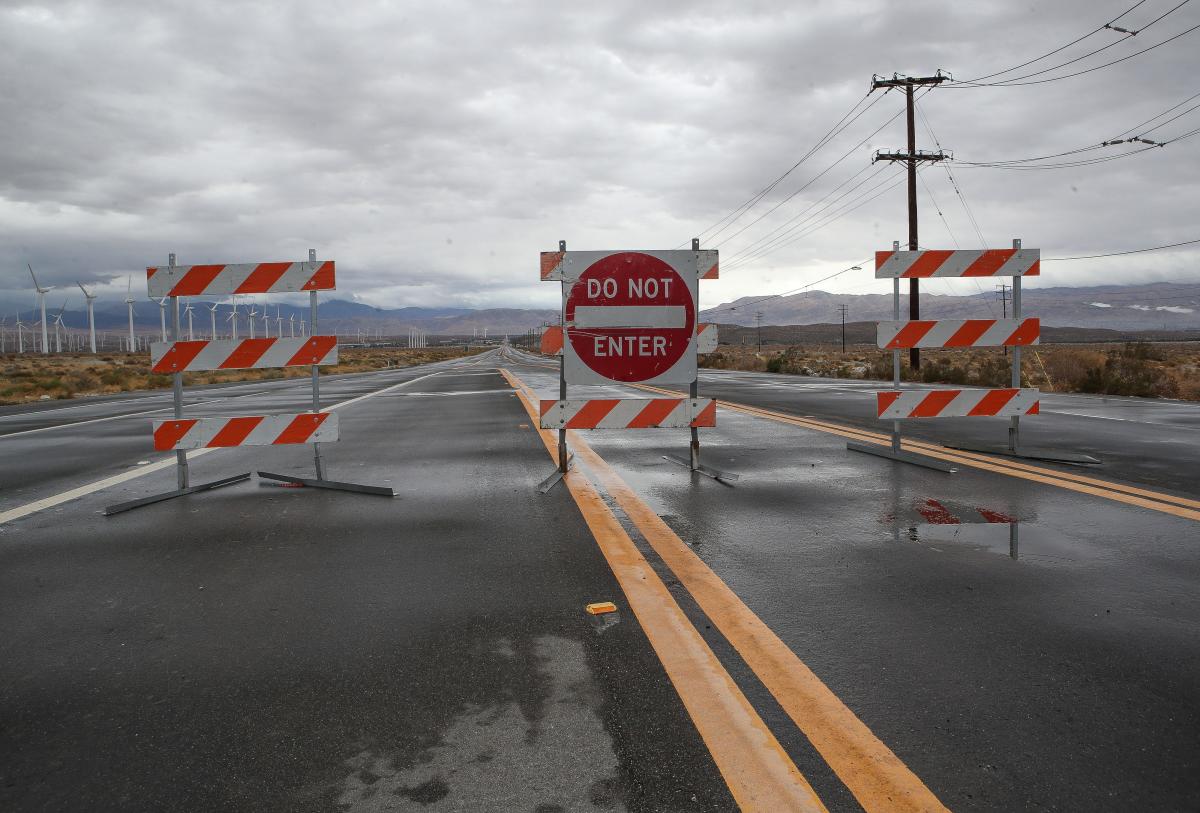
xmin=562 ymin=251 xmax=699 ymax=385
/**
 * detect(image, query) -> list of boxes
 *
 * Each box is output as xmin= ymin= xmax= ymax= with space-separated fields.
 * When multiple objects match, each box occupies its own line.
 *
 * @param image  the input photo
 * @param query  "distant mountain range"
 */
xmin=6 ymin=283 xmax=1198 ymax=337
xmin=700 ymin=282 xmax=1200 ymax=331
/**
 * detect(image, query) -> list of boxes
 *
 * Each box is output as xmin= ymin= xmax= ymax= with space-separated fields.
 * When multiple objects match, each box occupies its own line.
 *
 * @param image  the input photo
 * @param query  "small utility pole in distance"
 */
xmin=996 ymin=283 xmax=1011 ymax=355
xmin=755 ymin=311 xmax=764 ymax=351
xmin=837 ymin=304 xmax=849 ymax=352
xmin=870 ymin=70 xmax=950 ymax=372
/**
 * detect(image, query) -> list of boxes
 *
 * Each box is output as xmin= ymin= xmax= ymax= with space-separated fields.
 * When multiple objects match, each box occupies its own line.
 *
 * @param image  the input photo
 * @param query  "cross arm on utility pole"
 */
xmin=874 ymin=149 xmax=951 ymax=164
xmin=870 ymin=71 xmax=951 ymax=92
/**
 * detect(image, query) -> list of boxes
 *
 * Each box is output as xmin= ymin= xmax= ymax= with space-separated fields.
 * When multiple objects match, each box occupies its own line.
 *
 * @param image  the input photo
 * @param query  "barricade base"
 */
xmin=943 ymin=443 xmax=1101 ymax=465
xmin=535 ymin=453 xmax=574 ymax=494
xmin=256 ymin=471 xmax=396 ymax=497
xmin=846 ymin=441 xmax=957 ymax=473
xmin=663 ymin=454 xmax=740 ymax=482
xmin=104 ymin=472 xmax=252 ymax=516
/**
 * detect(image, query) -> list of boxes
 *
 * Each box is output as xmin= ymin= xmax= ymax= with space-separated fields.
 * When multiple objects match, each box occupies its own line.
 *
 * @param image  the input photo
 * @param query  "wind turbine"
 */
xmin=156 ymin=297 xmax=169 ymax=342
xmin=208 ymin=302 xmax=219 ymax=339
xmin=276 ymin=306 xmax=283 ymax=338
xmin=0 ymin=316 xmax=6 ymax=354
xmin=184 ymin=302 xmax=195 ymax=340
xmin=124 ymin=276 xmax=137 ymax=352
xmin=260 ymin=307 xmax=270 ymax=338
xmin=288 ymin=313 xmax=296 ymax=338
xmin=28 ymin=264 xmax=52 ymax=354
xmin=52 ymin=299 xmax=68 ymax=353
xmin=247 ymin=306 xmax=258 ymax=339
xmin=229 ymin=296 xmax=238 ymax=340
xmin=77 ymin=282 xmax=98 ymax=353
xmin=15 ymin=313 xmax=26 ymax=353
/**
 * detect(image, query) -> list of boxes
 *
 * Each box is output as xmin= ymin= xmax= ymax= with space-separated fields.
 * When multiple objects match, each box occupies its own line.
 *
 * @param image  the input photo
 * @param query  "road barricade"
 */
xmin=105 ymin=249 xmax=394 ymax=516
xmin=848 ymin=240 xmax=1098 ymax=471
xmin=534 ymin=239 xmax=734 ymax=492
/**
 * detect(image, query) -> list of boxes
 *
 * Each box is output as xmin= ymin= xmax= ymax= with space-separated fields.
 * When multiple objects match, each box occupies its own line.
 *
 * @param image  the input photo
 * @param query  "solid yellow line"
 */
xmin=504 ymin=368 xmax=948 ymax=813
xmin=500 ymin=369 xmax=827 ymax=812
xmin=632 ymin=384 xmax=1200 ymax=522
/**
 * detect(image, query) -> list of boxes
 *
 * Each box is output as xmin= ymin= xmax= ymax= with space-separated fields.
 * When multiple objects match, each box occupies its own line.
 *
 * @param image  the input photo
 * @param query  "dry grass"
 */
xmin=701 ymin=342 xmax=1200 ymax=400
xmin=0 ymin=346 xmax=485 ymax=405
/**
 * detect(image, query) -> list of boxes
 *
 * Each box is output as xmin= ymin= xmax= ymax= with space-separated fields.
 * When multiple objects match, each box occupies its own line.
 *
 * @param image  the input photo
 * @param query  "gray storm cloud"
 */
xmin=1 ymin=0 xmax=1197 ymax=313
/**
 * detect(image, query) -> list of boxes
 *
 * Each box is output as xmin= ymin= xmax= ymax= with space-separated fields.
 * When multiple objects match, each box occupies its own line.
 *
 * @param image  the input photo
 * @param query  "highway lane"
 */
xmin=0 ymin=359 xmax=482 ymax=510
xmin=0 ymin=350 xmax=738 ymax=811
xmin=501 ymin=348 xmax=1200 ymax=811
xmin=668 ymin=366 xmax=1200 ymax=496
xmin=3 ymin=345 xmax=1199 ymax=810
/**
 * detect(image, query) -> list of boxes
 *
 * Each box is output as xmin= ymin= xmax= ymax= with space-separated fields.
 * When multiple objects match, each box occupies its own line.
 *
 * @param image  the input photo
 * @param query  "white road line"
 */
xmin=0 ymin=389 xmax=284 ymax=440
xmin=1044 ymin=409 xmax=1200 ymax=430
xmin=0 ymin=370 xmax=444 ymax=526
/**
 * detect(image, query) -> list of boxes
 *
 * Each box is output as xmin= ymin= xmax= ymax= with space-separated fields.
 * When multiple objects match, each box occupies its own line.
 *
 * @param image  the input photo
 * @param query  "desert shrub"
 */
xmin=1040 ymin=348 xmax=1105 ymax=391
xmin=1079 ymin=345 xmax=1178 ymax=398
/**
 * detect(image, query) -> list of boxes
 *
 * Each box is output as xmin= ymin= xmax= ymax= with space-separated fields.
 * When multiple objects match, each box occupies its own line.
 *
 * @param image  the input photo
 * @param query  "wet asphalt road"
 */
xmin=3 ymin=347 xmax=1200 ymax=811
xmin=0 ymin=352 xmax=731 ymax=811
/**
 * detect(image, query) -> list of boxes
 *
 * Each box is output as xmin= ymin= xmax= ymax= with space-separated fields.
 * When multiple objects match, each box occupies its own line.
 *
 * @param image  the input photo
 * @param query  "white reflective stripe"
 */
xmin=573 ymin=306 xmax=687 ymax=329
xmin=994 ymin=250 xmax=1041 ymax=277
xmin=697 ymin=323 xmax=718 ymax=353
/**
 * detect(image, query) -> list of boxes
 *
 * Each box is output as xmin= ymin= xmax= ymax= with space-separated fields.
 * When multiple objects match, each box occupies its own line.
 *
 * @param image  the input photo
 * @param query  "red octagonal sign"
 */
xmin=564 ymin=252 xmax=696 ymax=384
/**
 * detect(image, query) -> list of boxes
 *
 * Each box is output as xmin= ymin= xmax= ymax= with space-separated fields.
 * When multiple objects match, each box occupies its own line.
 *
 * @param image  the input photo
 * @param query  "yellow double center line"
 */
xmin=502 ymin=368 xmax=949 ymax=813
xmin=632 ymin=383 xmax=1200 ymax=523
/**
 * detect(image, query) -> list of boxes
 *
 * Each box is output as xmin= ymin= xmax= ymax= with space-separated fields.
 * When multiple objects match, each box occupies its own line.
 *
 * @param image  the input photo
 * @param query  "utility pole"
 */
xmin=837 ymin=304 xmax=848 ymax=352
xmin=870 ymin=70 xmax=950 ymax=371
xmin=996 ymin=283 xmax=1011 ymax=355
xmin=755 ymin=311 xmax=764 ymax=351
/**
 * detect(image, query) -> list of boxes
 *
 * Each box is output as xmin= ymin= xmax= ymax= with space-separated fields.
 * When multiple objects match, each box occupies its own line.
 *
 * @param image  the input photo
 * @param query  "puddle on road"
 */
xmin=336 ymin=636 xmax=625 ymax=812
xmin=880 ymin=497 xmax=1091 ymax=565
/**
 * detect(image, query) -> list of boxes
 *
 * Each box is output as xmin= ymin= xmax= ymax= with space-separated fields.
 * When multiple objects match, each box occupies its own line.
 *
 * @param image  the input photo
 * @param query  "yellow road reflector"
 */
xmin=586 ymin=601 xmax=618 ymax=615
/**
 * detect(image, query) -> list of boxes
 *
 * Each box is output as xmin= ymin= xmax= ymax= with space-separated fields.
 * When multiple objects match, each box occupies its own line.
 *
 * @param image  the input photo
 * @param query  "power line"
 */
xmin=722 ymin=164 xmax=899 ymax=269
xmin=714 ymin=102 xmax=905 ymax=249
xmin=722 ymin=166 xmax=909 ymax=272
xmin=685 ymin=91 xmax=881 ymax=246
xmin=701 ymin=260 xmax=871 ymax=319
xmin=950 ymin=15 xmax=1200 ymax=88
xmin=960 ymin=0 xmax=1191 ymax=87
xmin=719 ymin=162 xmax=881 ymax=259
xmin=720 ymin=87 xmax=940 ymax=267
xmin=1112 ymin=88 xmax=1200 ymax=138
xmin=1044 ymin=236 xmax=1200 ymax=260
xmin=959 ymin=0 xmax=1150 ymax=83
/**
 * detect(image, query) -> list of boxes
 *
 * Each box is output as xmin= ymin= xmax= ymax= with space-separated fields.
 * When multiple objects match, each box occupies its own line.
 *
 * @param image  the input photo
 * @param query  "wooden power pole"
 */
xmin=870 ymin=71 xmax=949 ymax=370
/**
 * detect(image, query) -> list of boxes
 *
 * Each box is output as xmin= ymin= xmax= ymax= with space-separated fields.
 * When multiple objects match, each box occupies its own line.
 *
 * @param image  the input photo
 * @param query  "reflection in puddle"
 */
xmin=878 ymin=497 xmax=1070 ymax=562
xmin=894 ymin=521 xmax=1022 ymax=560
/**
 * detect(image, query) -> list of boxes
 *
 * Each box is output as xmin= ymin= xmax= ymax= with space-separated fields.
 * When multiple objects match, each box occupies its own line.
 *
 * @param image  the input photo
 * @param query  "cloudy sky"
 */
xmin=2 ymin=0 xmax=1198 ymax=314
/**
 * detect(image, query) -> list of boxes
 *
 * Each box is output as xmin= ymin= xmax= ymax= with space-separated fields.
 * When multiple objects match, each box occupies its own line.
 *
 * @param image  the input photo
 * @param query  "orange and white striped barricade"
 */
xmin=535 ymin=239 xmax=732 ymax=493
xmin=858 ymin=241 xmax=1048 ymax=470
xmin=539 ymin=398 xmax=717 ymax=430
xmin=105 ymin=249 xmax=394 ymax=516
xmin=848 ymin=240 xmax=1096 ymax=469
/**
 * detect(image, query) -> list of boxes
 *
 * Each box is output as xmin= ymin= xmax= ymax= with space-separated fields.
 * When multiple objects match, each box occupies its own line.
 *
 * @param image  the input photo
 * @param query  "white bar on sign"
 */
xmin=573 ymin=306 xmax=686 ymax=329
